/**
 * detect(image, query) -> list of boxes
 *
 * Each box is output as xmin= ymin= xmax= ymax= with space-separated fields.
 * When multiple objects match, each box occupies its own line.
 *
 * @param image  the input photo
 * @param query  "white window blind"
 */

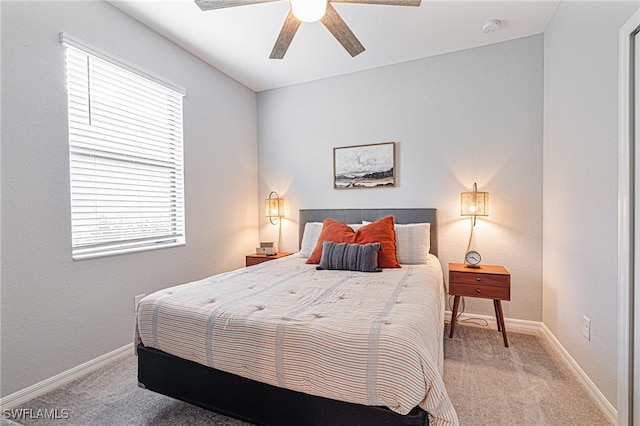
xmin=63 ymin=38 xmax=185 ymax=260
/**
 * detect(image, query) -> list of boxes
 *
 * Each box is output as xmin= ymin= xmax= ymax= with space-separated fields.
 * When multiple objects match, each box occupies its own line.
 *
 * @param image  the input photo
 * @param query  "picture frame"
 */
xmin=333 ymin=142 xmax=396 ymax=189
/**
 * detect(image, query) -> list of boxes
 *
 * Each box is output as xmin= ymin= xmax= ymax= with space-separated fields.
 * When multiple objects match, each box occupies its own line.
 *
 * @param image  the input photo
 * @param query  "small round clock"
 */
xmin=465 ymin=250 xmax=481 ymax=268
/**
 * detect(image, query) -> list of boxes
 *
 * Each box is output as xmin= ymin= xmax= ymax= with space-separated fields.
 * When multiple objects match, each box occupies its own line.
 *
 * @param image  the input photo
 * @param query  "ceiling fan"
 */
xmin=194 ymin=0 xmax=422 ymax=59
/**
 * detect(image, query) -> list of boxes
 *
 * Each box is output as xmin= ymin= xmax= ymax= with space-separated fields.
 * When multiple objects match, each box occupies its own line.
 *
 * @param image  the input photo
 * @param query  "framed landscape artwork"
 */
xmin=333 ymin=142 xmax=396 ymax=189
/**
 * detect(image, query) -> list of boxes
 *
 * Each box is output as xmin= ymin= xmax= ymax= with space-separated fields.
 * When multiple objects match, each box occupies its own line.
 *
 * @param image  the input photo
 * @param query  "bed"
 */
xmin=136 ymin=208 xmax=458 ymax=426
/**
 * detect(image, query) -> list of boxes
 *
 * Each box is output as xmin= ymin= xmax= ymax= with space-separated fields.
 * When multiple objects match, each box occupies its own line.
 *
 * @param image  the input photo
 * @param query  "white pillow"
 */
xmin=394 ymin=223 xmax=431 ymax=264
xmin=299 ymin=222 xmax=365 ymax=258
xmin=362 ymin=221 xmax=431 ymax=264
xmin=299 ymin=222 xmax=323 ymax=258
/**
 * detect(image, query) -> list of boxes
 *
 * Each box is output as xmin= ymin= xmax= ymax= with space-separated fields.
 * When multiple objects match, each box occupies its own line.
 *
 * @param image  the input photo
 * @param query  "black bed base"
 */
xmin=137 ymin=344 xmax=429 ymax=426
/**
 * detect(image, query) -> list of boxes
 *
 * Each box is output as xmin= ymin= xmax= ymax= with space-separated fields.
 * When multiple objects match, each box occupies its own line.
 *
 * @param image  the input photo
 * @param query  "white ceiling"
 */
xmin=108 ymin=0 xmax=560 ymax=92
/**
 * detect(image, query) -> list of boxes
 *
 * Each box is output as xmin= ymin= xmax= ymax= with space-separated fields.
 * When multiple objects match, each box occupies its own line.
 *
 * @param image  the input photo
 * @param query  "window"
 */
xmin=62 ymin=34 xmax=186 ymax=259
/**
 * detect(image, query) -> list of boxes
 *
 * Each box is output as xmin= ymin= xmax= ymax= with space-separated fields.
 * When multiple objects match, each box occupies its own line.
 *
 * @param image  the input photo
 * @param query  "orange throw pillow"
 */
xmin=306 ymin=216 xmax=400 ymax=268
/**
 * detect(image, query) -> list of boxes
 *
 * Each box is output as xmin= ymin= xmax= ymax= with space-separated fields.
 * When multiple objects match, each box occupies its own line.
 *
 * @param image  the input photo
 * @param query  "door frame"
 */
xmin=618 ymin=9 xmax=640 ymax=426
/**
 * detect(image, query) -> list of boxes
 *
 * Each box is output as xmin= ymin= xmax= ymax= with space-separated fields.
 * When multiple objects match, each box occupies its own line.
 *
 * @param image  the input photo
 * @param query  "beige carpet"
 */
xmin=443 ymin=323 xmax=612 ymax=425
xmin=5 ymin=324 xmax=612 ymax=425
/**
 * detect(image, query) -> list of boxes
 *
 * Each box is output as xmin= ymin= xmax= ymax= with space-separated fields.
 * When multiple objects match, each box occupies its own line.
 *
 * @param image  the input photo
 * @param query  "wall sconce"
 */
xmin=265 ymin=191 xmax=284 ymax=252
xmin=460 ymin=183 xmax=489 ymax=267
xmin=265 ymin=191 xmax=285 ymax=225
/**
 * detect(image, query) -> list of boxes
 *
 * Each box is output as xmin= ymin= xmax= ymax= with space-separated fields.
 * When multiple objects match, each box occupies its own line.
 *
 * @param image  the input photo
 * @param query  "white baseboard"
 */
xmin=540 ymin=324 xmax=617 ymax=424
xmin=444 ymin=310 xmax=542 ymax=331
xmin=445 ymin=311 xmax=616 ymax=424
xmin=0 ymin=343 xmax=133 ymax=410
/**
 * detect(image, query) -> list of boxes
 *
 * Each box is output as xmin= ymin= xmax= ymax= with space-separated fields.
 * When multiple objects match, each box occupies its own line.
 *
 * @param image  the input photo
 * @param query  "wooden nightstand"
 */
xmin=448 ymin=263 xmax=511 ymax=347
xmin=245 ymin=252 xmax=292 ymax=267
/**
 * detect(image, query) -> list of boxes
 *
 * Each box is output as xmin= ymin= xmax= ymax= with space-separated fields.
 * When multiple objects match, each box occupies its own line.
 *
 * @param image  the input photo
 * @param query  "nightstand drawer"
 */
xmin=450 ymin=271 xmax=509 ymax=288
xmin=246 ymin=257 xmax=269 ymax=266
xmin=449 ymin=282 xmax=510 ymax=300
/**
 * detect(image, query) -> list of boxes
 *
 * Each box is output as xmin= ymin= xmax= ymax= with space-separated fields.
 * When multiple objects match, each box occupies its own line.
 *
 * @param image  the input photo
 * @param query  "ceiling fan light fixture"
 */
xmin=290 ymin=0 xmax=327 ymax=23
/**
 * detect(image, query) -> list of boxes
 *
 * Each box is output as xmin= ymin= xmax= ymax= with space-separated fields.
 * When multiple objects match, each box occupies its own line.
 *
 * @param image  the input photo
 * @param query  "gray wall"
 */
xmin=257 ymin=36 xmax=544 ymax=323
xmin=4 ymin=0 xmax=634 ymax=414
xmin=543 ymin=0 xmax=639 ymax=408
xmin=0 ymin=1 xmax=258 ymax=396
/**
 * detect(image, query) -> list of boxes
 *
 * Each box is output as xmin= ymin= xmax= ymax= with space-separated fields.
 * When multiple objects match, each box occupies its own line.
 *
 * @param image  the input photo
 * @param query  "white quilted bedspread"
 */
xmin=136 ymin=254 xmax=458 ymax=425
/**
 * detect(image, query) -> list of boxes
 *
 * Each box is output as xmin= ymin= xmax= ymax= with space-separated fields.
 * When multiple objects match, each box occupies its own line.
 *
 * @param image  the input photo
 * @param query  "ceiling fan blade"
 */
xmin=195 ymin=0 xmax=279 ymax=12
xmin=270 ymin=10 xmax=301 ymax=59
xmin=329 ymin=0 xmax=421 ymax=5
xmin=321 ymin=3 xmax=365 ymax=57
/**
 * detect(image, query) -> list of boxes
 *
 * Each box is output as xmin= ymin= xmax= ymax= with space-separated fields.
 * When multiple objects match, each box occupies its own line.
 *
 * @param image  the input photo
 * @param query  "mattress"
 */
xmin=135 ymin=254 xmax=458 ymax=425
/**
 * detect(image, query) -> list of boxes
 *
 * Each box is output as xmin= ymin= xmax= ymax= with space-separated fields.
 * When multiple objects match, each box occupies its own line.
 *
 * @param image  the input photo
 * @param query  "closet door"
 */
xmin=635 ymin=28 xmax=640 ymax=426
xmin=621 ymin=10 xmax=639 ymax=426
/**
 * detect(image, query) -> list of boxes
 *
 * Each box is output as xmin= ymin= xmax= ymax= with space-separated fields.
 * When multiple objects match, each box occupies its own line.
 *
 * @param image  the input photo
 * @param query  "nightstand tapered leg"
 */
xmin=494 ymin=300 xmax=509 ymax=347
xmin=449 ymin=296 xmax=461 ymax=338
xmin=493 ymin=300 xmax=502 ymax=332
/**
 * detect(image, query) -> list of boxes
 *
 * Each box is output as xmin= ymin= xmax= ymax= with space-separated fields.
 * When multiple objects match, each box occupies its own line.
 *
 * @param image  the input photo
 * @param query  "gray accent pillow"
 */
xmin=316 ymin=241 xmax=382 ymax=273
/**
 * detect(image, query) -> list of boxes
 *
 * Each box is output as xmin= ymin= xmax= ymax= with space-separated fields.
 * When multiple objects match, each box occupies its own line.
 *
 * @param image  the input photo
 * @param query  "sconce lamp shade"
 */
xmin=460 ymin=192 xmax=489 ymax=216
xmin=460 ymin=183 xmax=489 ymax=220
xmin=265 ymin=191 xmax=284 ymax=225
xmin=265 ymin=198 xmax=285 ymax=218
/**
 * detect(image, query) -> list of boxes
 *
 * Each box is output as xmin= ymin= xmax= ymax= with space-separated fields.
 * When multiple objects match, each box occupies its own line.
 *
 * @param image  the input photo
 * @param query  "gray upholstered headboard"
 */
xmin=299 ymin=208 xmax=438 ymax=257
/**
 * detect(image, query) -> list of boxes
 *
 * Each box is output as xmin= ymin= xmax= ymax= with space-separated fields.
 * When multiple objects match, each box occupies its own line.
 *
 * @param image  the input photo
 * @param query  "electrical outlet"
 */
xmin=134 ymin=294 xmax=146 ymax=313
xmin=582 ymin=316 xmax=591 ymax=341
